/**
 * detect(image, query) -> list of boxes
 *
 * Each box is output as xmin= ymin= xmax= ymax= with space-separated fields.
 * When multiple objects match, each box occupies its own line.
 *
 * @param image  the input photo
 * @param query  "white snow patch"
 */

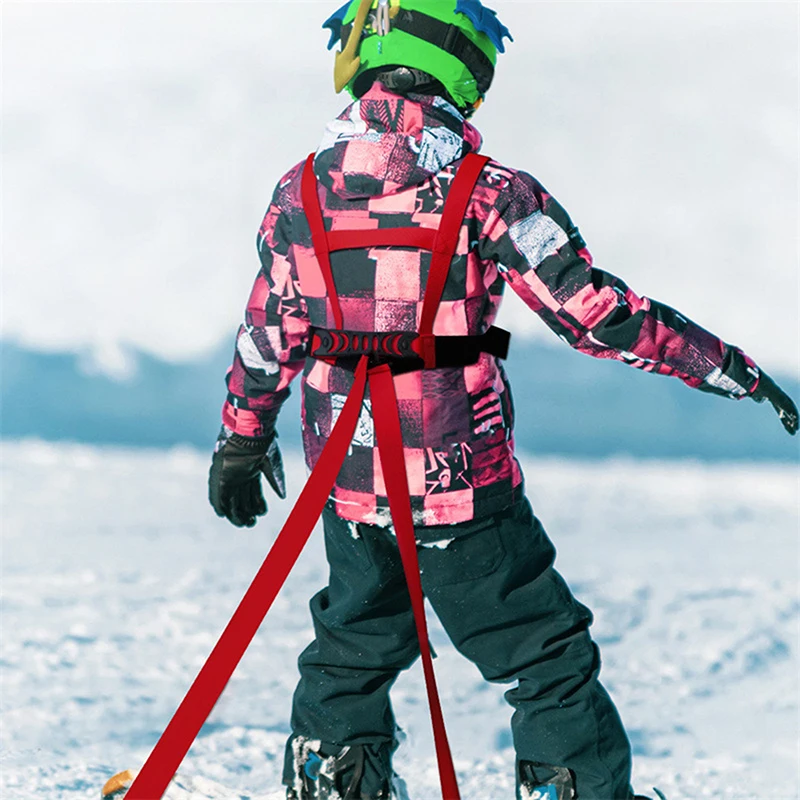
xmin=0 ymin=442 xmax=797 ymax=799
xmin=419 ymin=538 xmax=455 ymax=550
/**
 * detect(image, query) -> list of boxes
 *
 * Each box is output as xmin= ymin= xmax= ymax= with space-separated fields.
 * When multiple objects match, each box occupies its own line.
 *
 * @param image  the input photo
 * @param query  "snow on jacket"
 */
xmin=221 ymin=83 xmax=761 ymax=527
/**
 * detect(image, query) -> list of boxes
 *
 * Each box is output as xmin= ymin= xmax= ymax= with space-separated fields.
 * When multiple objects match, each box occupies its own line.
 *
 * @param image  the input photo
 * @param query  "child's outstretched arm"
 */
xmin=477 ymin=166 xmax=797 ymax=434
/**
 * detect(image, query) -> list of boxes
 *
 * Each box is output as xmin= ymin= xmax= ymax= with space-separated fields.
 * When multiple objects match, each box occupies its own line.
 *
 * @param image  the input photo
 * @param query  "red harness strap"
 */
xmin=369 ymin=363 xmax=459 ymax=799
xmin=302 ymin=153 xmax=344 ymax=330
xmin=126 ymin=152 xmax=489 ymax=800
xmin=328 ymin=227 xmax=438 ymax=252
xmin=418 ymin=154 xmax=490 ymax=365
xmin=126 ymin=357 xmax=370 ymax=800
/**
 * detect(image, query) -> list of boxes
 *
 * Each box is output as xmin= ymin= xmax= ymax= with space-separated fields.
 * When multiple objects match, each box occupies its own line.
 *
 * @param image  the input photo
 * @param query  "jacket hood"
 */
xmin=314 ymin=83 xmax=483 ymax=201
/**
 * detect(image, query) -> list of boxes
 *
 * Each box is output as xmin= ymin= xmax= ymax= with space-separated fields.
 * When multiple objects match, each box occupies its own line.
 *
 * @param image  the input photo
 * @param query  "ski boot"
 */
xmin=518 ymin=761 xmax=575 ymax=800
xmin=286 ymin=737 xmax=393 ymax=800
xmin=518 ymin=761 xmax=666 ymax=800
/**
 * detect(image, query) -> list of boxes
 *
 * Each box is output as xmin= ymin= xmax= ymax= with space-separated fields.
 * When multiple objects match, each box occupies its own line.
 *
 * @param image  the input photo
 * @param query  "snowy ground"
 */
xmin=1 ymin=441 xmax=798 ymax=799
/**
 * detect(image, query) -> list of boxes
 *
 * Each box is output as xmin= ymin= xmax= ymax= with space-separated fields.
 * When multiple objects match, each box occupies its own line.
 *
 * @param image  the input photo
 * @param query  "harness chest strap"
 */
xmin=124 ymin=153 xmax=490 ymax=800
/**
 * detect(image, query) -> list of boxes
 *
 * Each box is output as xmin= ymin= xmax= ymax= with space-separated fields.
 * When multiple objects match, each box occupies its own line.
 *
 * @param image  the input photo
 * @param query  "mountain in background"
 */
xmin=1 ymin=338 xmax=797 ymax=462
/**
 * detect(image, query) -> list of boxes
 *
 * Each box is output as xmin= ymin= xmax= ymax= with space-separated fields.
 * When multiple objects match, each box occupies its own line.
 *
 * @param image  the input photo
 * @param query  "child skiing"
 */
xmin=207 ymin=2 xmax=798 ymax=798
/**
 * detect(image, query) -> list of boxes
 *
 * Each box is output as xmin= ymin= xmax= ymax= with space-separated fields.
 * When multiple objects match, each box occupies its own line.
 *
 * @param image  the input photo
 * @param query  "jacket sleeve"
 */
xmin=477 ymin=168 xmax=761 ymax=399
xmin=221 ymin=172 xmax=310 ymax=438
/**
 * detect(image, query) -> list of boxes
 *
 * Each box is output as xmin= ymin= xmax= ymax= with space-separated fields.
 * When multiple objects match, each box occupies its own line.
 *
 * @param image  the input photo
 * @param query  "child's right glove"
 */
xmin=752 ymin=371 xmax=798 ymax=435
xmin=208 ymin=427 xmax=287 ymax=528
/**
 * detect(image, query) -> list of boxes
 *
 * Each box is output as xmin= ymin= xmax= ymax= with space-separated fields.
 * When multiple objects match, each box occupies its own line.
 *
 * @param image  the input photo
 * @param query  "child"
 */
xmin=209 ymin=2 xmax=797 ymax=798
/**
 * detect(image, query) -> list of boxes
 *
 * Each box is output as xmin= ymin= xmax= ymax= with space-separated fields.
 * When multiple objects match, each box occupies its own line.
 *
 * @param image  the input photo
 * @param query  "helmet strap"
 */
xmin=374 ymin=66 xmax=440 ymax=95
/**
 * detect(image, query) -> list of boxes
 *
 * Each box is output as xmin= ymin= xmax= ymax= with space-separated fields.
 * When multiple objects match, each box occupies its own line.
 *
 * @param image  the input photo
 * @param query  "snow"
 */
xmin=1 ymin=441 xmax=798 ymax=799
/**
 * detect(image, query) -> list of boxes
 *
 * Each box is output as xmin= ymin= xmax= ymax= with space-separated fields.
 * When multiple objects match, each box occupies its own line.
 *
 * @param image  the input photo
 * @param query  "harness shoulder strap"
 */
xmin=419 ymin=153 xmax=491 ymax=338
xmin=301 ymin=153 xmax=343 ymax=329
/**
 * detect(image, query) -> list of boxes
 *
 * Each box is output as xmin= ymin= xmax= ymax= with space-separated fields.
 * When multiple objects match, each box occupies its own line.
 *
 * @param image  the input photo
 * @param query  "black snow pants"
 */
xmin=283 ymin=496 xmax=633 ymax=799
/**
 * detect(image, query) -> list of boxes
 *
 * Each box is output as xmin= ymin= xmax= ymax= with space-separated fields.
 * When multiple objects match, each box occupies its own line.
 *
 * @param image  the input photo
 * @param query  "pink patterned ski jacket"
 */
xmin=221 ymin=84 xmax=761 ymax=527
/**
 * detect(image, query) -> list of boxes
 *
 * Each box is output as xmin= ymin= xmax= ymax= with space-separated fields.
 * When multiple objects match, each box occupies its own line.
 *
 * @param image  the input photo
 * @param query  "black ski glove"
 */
xmin=752 ymin=371 xmax=798 ymax=436
xmin=209 ymin=428 xmax=287 ymax=527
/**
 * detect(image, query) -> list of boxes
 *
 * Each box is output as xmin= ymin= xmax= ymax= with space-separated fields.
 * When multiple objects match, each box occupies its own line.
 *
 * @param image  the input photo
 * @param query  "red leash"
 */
xmin=126 ymin=358 xmax=369 ymax=799
xmin=369 ymin=363 xmax=460 ymax=799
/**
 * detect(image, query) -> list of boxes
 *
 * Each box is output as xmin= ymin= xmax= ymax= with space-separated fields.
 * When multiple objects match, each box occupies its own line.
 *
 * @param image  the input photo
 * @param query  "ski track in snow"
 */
xmin=1 ymin=441 xmax=798 ymax=799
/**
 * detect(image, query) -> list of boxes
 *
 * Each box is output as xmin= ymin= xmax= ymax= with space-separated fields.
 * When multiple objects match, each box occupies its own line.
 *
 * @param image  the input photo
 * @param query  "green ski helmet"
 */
xmin=322 ymin=0 xmax=513 ymax=114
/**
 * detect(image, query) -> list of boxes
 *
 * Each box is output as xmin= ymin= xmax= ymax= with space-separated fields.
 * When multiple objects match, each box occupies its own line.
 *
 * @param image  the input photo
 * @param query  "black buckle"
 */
xmin=433 ymin=326 xmax=510 ymax=367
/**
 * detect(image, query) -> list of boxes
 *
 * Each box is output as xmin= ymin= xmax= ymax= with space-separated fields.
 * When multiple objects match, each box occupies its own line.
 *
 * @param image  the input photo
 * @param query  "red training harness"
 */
xmin=125 ymin=152 xmax=496 ymax=800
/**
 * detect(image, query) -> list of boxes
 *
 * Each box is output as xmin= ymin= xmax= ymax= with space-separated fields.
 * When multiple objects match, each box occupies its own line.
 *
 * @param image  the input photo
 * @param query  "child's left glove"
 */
xmin=751 ymin=371 xmax=798 ymax=436
xmin=208 ymin=427 xmax=287 ymax=528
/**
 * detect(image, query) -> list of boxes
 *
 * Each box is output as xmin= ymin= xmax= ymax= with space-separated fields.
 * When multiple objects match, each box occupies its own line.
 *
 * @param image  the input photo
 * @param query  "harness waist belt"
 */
xmin=308 ymin=324 xmax=510 ymax=371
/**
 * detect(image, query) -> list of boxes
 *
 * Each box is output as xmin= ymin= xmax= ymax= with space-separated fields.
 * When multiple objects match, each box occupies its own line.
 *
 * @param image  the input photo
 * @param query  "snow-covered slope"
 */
xmin=1 ymin=442 xmax=798 ymax=799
